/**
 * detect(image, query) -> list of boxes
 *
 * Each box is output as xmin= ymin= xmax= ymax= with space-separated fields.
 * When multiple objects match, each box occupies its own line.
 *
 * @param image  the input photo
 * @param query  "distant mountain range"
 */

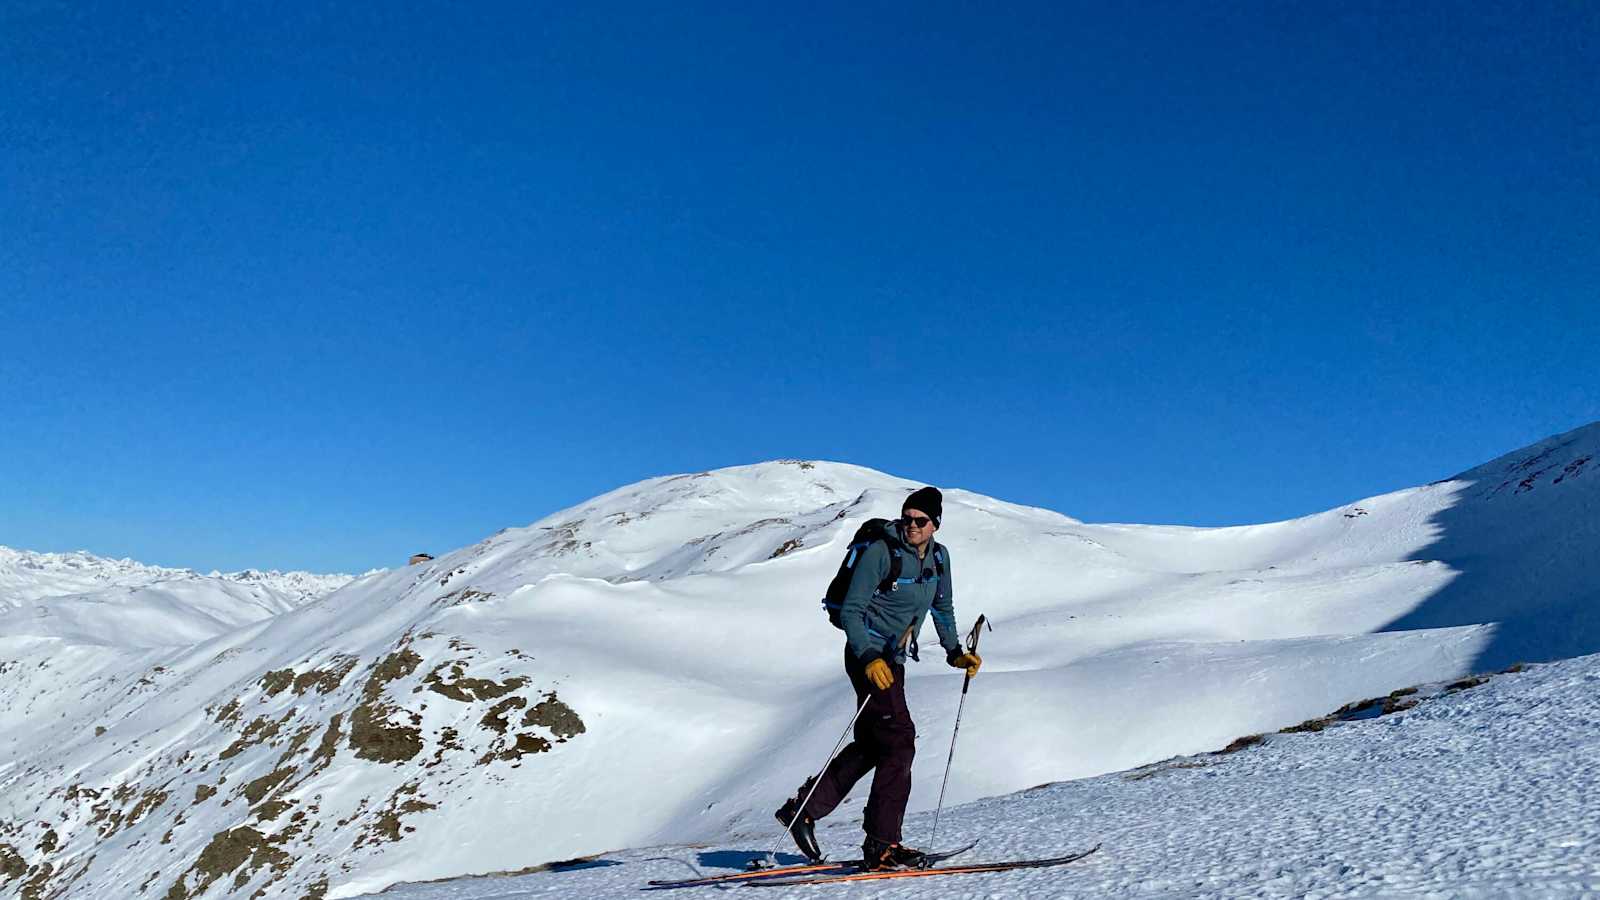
xmin=0 ymin=545 xmax=358 ymax=609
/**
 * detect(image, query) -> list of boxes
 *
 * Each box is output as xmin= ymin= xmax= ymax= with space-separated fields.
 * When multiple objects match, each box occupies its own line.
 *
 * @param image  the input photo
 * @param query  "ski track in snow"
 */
xmin=375 ymin=653 xmax=1600 ymax=899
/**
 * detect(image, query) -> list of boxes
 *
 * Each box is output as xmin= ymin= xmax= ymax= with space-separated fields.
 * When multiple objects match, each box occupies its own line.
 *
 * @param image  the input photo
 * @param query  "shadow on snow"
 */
xmin=1377 ymin=424 xmax=1600 ymax=672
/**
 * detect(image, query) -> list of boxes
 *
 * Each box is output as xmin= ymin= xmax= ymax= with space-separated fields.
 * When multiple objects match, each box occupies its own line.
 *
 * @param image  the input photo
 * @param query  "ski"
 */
xmin=744 ymin=844 xmax=1099 ymax=887
xmin=644 ymin=860 xmax=851 ymax=889
xmin=644 ymin=842 xmax=977 ymax=889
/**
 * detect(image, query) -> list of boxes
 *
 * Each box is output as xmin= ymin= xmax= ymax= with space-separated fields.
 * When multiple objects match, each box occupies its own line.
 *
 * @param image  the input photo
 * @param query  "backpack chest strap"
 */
xmin=884 ymin=546 xmax=945 ymax=596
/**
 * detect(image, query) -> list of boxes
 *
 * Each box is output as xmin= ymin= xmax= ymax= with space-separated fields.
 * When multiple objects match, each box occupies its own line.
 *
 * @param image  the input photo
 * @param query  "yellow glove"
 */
xmin=864 ymin=658 xmax=895 ymax=690
xmin=949 ymin=652 xmax=982 ymax=676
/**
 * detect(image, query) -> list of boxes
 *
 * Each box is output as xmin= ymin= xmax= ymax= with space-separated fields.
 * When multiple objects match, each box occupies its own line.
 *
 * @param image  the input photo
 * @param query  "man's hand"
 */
xmin=948 ymin=652 xmax=982 ymax=676
xmin=864 ymin=658 xmax=894 ymax=690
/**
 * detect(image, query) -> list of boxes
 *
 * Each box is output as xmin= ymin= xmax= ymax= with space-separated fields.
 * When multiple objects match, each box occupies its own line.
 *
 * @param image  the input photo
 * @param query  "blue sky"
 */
xmin=2 ymin=2 xmax=1596 ymax=573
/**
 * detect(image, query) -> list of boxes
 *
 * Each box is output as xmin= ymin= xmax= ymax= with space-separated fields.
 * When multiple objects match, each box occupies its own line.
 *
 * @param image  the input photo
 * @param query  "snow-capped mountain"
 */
xmin=1 ymin=425 xmax=1596 ymax=900
xmin=0 ymin=546 xmax=358 ymax=610
xmin=0 ymin=547 xmax=361 ymax=649
xmin=213 ymin=570 xmax=368 ymax=608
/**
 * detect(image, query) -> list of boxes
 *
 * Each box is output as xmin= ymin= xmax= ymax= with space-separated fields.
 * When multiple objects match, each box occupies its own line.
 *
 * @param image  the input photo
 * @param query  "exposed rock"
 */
xmin=769 ymin=539 xmax=804 ymax=558
xmin=0 ymin=844 xmax=25 ymax=880
xmin=20 ymin=861 xmax=52 ymax=900
xmin=349 ymin=649 xmax=423 ymax=764
xmin=242 ymin=767 xmax=295 ymax=805
xmin=212 ymin=699 xmax=242 ymax=725
xmin=128 ymin=789 xmax=168 ymax=826
xmin=253 ymin=800 xmax=293 ymax=822
xmin=220 ymin=714 xmax=291 ymax=761
xmin=166 ymin=826 xmax=291 ymax=900
xmin=260 ymin=670 xmax=294 ymax=697
xmin=480 ymin=697 xmax=527 ymax=735
xmin=497 ymin=733 xmax=552 ymax=760
xmin=310 ymin=714 xmax=342 ymax=768
xmin=523 ymin=693 xmax=585 ymax=741
xmin=423 ymin=661 xmax=528 ymax=703
xmin=276 ymin=723 xmax=322 ymax=765
xmin=291 ymin=656 xmax=359 ymax=695
xmin=357 ymin=783 xmax=437 ymax=847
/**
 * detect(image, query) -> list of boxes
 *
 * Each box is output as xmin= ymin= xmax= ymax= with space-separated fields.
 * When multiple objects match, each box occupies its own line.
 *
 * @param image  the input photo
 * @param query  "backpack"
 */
xmin=821 ymin=518 xmax=946 ymax=631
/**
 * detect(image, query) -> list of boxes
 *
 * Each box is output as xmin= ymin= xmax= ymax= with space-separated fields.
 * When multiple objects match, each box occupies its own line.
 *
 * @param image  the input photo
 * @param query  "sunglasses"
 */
xmin=901 ymin=515 xmax=933 ymax=528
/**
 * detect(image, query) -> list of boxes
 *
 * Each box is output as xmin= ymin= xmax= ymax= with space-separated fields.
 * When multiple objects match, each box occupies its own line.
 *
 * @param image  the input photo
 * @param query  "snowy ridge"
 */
xmin=203 ymin=570 xmax=369 ymax=607
xmin=0 ymin=545 xmax=359 ymax=610
xmin=0 ymin=546 xmax=362 ymax=650
xmin=1 ymin=429 xmax=1598 ymax=899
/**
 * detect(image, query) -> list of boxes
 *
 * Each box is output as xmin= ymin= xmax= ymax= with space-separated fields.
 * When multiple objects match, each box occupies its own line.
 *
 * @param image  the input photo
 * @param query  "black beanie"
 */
xmin=903 ymin=486 xmax=944 ymax=527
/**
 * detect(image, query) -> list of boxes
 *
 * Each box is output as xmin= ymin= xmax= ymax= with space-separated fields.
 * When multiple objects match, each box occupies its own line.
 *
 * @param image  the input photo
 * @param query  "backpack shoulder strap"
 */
xmin=878 ymin=542 xmax=903 ymax=593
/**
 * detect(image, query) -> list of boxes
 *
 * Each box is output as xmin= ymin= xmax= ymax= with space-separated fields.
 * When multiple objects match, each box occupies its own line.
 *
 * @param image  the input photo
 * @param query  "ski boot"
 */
xmin=861 ymin=835 xmax=928 ymax=871
xmin=774 ymin=778 xmax=823 ymax=862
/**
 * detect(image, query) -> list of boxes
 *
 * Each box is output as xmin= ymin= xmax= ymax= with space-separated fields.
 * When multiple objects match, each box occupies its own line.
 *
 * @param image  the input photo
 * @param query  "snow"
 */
xmin=378 ymin=652 xmax=1600 ymax=898
xmin=0 ymin=547 xmax=360 ymax=649
xmin=0 ymin=545 xmax=359 ymax=611
xmin=1 ymin=426 xmax=1597 ymax=899
xmin=1 ymin=579 xmax=294 ymax=648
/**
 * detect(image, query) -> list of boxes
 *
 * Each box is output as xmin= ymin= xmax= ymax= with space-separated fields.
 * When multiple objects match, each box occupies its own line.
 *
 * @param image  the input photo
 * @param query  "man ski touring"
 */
xmin=776 ymin=486 xmax=983 ymax=871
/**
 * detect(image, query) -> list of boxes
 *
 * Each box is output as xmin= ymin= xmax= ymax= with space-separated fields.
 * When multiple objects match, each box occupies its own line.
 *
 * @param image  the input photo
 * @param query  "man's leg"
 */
xmin=859 ymin=658 xmax=915 ymax=844
xmin=796 ymin=648 xmax=878 ymax=820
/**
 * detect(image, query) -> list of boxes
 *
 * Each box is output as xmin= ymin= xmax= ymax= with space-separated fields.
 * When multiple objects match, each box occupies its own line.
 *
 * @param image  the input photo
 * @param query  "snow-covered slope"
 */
xmin=1 ymin=579 xmax=300 ymax=649
xmin=378 ymin=652 xmax=1600 ymax=899
xmin=1 ymin=425 xmax=1596 ymax=900
xmin=0 ymin=547 xmax=360 ymax=648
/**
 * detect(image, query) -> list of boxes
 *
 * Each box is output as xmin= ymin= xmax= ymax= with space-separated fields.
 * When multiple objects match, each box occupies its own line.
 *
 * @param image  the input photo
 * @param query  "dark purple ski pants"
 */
xmin=799 ymin=648 xmax=916 ymax=843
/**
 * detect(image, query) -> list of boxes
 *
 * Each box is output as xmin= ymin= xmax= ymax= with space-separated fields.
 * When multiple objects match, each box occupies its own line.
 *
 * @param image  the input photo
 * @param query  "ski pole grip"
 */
xmin=965 ymin=614 xmax=990 ymax=654
xmin=959 ymin=614 xmax=990 ymax=694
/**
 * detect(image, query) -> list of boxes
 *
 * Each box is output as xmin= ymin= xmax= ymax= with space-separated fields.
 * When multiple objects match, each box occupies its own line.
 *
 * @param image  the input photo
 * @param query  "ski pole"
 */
xmin=928 ymin=614 xmax=990 ymax=849
xmin=762 ymin=693 xmax=872 ymax=868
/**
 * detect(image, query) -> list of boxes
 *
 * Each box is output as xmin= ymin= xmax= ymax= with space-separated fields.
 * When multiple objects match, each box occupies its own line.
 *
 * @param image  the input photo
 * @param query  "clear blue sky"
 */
xmin=2 ymin=2 xmax=1596 ymax=573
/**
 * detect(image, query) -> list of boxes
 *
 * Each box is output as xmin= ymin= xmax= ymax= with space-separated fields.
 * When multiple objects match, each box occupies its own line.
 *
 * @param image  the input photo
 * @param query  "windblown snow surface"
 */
xmin=1 ymin=424 xmax=1596 ymax=899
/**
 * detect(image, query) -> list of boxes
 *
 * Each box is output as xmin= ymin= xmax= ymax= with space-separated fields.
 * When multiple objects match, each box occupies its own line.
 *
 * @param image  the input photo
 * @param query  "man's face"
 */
xmin=900 ymin=507 xmax=937 ymax=545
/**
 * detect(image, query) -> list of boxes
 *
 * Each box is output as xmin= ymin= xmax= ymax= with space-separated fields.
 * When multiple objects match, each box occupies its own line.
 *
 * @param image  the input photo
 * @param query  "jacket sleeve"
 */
xmin=841 ymin=540 xmax=891 ymax=662
xmin=932 ymin=548 xmax=963 ymax=660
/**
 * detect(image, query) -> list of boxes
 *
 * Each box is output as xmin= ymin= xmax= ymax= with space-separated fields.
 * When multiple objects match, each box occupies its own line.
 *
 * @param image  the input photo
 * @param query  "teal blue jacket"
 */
xmin=840 ymin=524 xmax=962 ymax=664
